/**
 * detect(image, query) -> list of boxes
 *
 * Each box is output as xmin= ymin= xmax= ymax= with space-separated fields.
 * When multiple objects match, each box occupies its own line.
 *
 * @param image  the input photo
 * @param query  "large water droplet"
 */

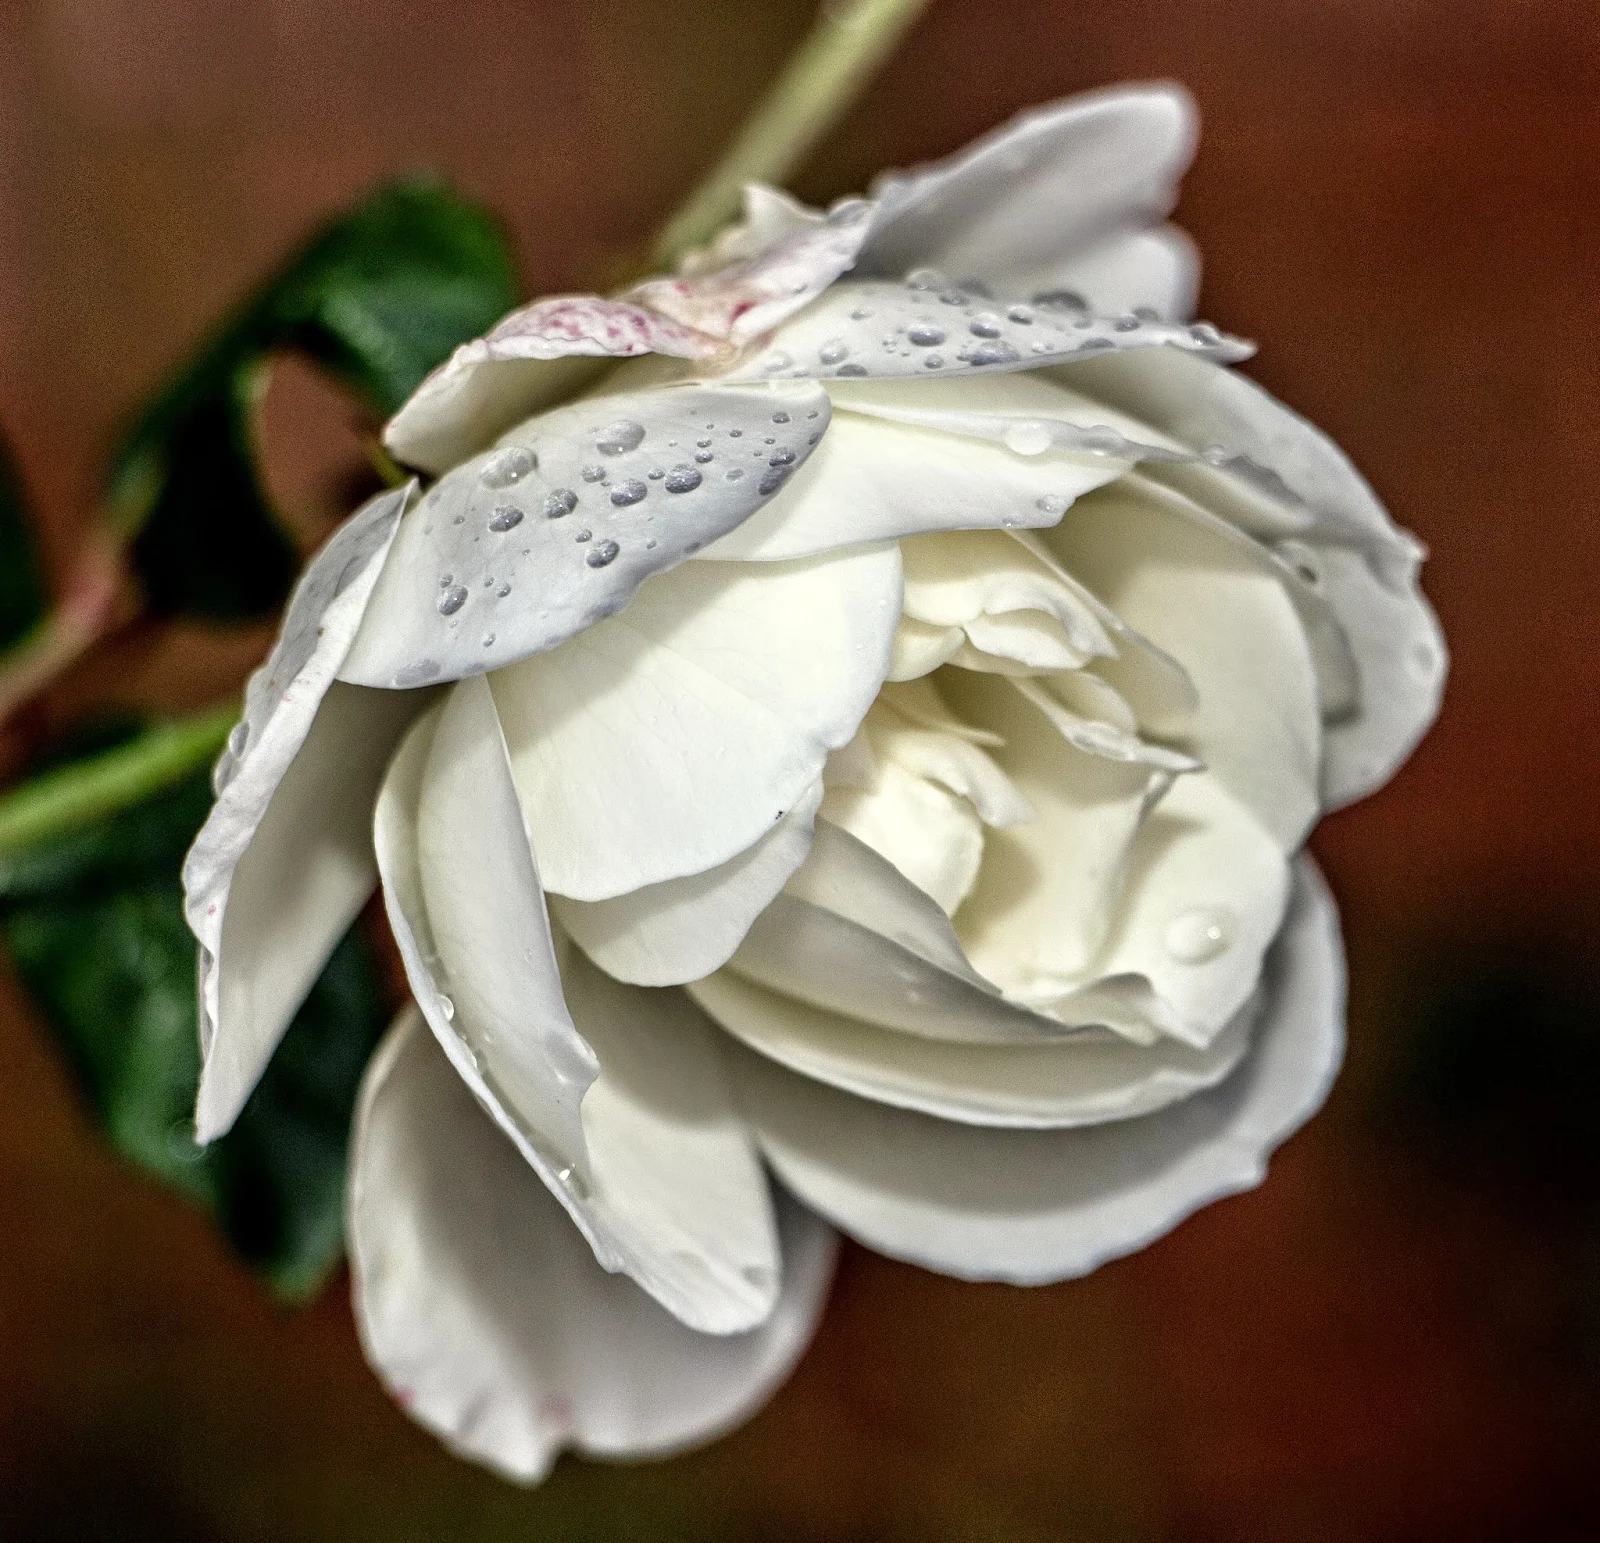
xmin=964 ymin=340 xmax=1022 ymax=366
xmin=480 ymin=446 xmax=536 ymax=488
xmin=1007 ymin=304 xmax=1035 ymax=324
xmin=1004 ymin=420 xmax=1053 ymax=456
xmin=487 ymin=504 xmax=524 ymax=532
xmin=610 ymin=479 xmax=647 ymax=506
xmin=1033 ymin=289 xmax=1088 ymax=312
xmin=771 ymin=410 xmax=791 ymax=424
xmin=968 ymin=312 xmax=1004 ymax=338
xmin=908 ymin=323 xmax=946 ymax=347
xmin=768 ymin=447 xmax=796 ymax=467
xmin=544 ymin=488 xmax=578 ymax=519
xmin=836 ymin=363 xmax=868 ymax=376
xmin=438 ymin=994 xmax=456 ymax=1021
xmin=818 ymin=338 xmax=849 ymax=365
xmin=693 ymin=449 xmax=714 ymax=463
xmin=758 ymin=466 xmax=790 ymax=495
xmin=586 ymin=539 xmax=620 ymax=568
xmin=596 ymin=419 xmax=646 ymax=455
xmin=664 ymin=464 xmax=703 ymax=493
xmin=581 ymin=463 xmax=607 ymax=483
xmin=923 ymin=354 xmax=944 ymax=369
xmin=437 ymin=584 xmax=468 ymax=615
xmin=227 ymin=720 xmax=250 ymax=757
xmin=1163 ymin=907 xmax=1233 ymax=964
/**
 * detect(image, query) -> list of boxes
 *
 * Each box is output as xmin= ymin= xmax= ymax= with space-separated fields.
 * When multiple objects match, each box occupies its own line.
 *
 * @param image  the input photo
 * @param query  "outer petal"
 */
xmin=376 ymin=682 xmax=783 ymax=1334
xmin=383 ymin=297 xmax=726 ymax=476
xmin=721 ymin=279 xmax=1249 ymax=385
xmin=629 ymin=197 xmax=876 ymax=345
xmin=699 ymin=402 xmax=1125 ymax=563
xmin=859 ymin=85 xmax=1197 ymax=292
xmin=342 ymin=383 xmax=834 ymax=689
xmin=185 ymin=483 xmax=419 ymax=1142
xmin=348 ymin=1005 xmax=837 ymax=1484
xmin=1059 ymin=347 xmax=1445 ymax=805
xmin=490 ymin=547 xmax=901 ymax=901
xmin=692 ymin=967 xmax=1255 ymax=1130
xmin=1030 ymin=224 xmax=1201 ymax=323
xmin=550 ymin=782 xmax=824 ymax=987
xmin=728 ymin=856 xmax=1344 ymax=1284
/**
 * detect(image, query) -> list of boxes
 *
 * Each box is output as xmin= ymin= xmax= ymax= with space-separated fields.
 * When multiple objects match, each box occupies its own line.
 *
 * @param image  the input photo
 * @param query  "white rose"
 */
xmin=183 ymin=85 xmax=1444 ymax=1481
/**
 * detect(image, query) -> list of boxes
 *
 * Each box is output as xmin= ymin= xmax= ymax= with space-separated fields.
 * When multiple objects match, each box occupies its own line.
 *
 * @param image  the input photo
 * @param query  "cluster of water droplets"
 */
xmin=750 ymin=269 xmax=1240 ymax=383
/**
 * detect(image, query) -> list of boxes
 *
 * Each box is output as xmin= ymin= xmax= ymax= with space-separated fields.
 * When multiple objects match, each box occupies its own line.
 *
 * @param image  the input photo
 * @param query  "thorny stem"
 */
xmin=0 ymin=0 xmax=931 ymax=853
xmin=650 ymin=0 xmax=930 ymax=268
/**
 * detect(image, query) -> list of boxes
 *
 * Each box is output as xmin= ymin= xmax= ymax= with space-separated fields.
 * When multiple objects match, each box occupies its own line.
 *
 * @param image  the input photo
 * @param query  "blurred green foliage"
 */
xmin=108 ymin=176 xmax=518 ymax=618
xmin=0 ymin=760 xmax=389 ymax=1300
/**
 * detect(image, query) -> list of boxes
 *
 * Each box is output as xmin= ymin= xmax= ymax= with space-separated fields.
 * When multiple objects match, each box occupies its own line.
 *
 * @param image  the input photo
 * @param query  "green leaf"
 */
xmin=110 ymin=176 xmax=519 ymax=620
xmin=0 ymin=430 xmax=49 ymax=651
xmin=1 ymin=762 xmax=391 ymax=1300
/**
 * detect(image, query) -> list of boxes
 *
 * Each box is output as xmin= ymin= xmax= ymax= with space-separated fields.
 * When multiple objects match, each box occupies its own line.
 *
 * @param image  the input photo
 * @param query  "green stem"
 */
xmin=651 ymin=0 xmax=931 ymax=268
xmin=0 ymin=701 xmax=238 ymax=856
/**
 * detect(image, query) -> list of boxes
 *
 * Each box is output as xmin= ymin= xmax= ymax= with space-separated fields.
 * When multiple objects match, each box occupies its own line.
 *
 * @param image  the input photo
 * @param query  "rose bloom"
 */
xmin=184 ymin=85 xmax=1444 ymax=1480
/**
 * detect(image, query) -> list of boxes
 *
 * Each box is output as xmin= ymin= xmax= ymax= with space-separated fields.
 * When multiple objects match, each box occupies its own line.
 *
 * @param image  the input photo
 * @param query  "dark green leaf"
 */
xmin=111 ymin=176 xmax=519 ymax=620
xmin=0 ymin=431 xmax=49 ymax=651
xmin=1 ymin=764 xmax=391 ymax=1300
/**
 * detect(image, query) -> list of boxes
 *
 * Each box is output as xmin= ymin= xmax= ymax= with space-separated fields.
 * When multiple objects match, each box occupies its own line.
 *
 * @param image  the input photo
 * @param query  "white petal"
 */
xmin=348 ymin=1005 xmax=837 ymax=1484
xmin=629 ymin=197 xmax=875 ymax=345
xmin=727 ymin=855 xmax=1344 ymax=1284
xmin=377 ymin=684 xmax=784 ymax=1334
xmin=185 ymin=484 xmax=416 ymax=1142
xmin=1013 ymin=224 xmax=1200 ymax=322
xmin=859 ymin=85 xmax=1197 ymax=289
xmin=342 ymin=383 xmax=834 ymax=689
xmin=692 ymin=968 xmax=1255 ymax=1130
xmin=941 ymin=671 xmax=1174 ymax=996
xmin=698 ymin=402 xmax=1123 ymax=563
xmin=677 ymin=184 xmax=822 ymax=275
xmin=723 ymin=279 xmax=1249 ymax=385
xmin=383 ymin=297 xmax=725 ymax=476
xmin=1045 ymin=477 xmax=1324 ymax=850
xmin=730 ymin=820 xmax=1068 ymax=1045
xmin=491 ymin=546 xmax=901 ymax=900
xmin=550 ymin=781 xmax=824 ymax=986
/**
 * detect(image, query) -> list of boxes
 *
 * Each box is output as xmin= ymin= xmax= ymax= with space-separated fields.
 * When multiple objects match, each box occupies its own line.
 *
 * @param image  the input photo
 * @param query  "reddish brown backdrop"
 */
xmin=1 ymin=1 xmax=1596 ymax=1539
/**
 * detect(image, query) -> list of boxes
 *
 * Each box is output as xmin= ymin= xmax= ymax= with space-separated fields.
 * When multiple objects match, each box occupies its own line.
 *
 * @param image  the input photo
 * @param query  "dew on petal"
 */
xmin=818 ymin=338 xmax=850 ymax=365
xmin=544 ymin=488 xmax=578 ymax=519
xmin=908 ymin=323 xmax=946 ymax=347
xmin=586 ymin=539 xmax=621 ymax=568
xmin=437 ymin=584 xmax=468 ymax=615
xmin=610 ymin=479 xmax=648 ymax=506
xmin=480 ymin=446 xmax=536 ymax=488
xmin=1004 ymin=421 xmax=1053 ymax=456
xmin=596 ymin=419 xmax=646 ymax=455
xmin=487 ymin=504 xmax=524 ymax=532
xmin=664 ymin=464 xmax=703 ymax=493
xmin=1163 ymin=907 xmax=1234 ymax=964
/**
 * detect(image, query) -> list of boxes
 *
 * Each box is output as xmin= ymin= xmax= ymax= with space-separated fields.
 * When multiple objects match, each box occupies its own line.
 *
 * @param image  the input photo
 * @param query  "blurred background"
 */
xmin=0 ymin=0 xmax=1596 ymax=1538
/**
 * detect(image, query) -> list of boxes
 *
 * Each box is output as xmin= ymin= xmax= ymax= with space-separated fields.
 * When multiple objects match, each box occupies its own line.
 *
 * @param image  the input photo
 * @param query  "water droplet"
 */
xmin=586 ymin=539 xmax=621 ymax=568
xmin=544 ymin=488 xmax=578 ymax=518
xmin=596 ymin=418 xmax=646 ymax=454
xmin=664 ymin=464 xmax=703 ymax=493
xmin=226 ymin=720 xmax=250 ymax=757
xmin=818 ymin=338 xmax=849 ymax=365
xmin=908 ymin=323 xmax=946 ymax=346
xmin=1035 ymin=494 xmax=1069 ymax=516
xmin=836 ymin=363 xmax=868 ymax=376
xmin=923 ymin=354 xmax=944 ymax=369
xmin=487 ymin=504 xmax=524 ymax=532
xmin=1007 ymin=304 xmax=1035 ymax=324
xmin=1004 ymin=421 xmax=1053 ymax=456
xmin=581 ymin=463 xmax=607 ymax=483
xmin=904 ymin=266 xmax=946 ymax=291
xmin=768 ymin=447 xmax=796 ymax=467
xmin=725 ymin=467 xmax=745 ymax=481
xmin=574 ymin=528 xmax=592 ymax=542
xmin=438 ymin=994 xmax=456 ymax=1021
xmin=480 ymin=445 xmax=536 ymax=487
xmin=728 ymin=428 xmax=743 ymax=438
xmin=497 ymin=583 xmax=511 ymax=598
xmin=758 ymin=466 xmax=790 ymax=495
xmin=849 ymin=307 xmax=873 ymax=321
xmin=557 ymin=1165 xmax=590 ymax=1201
xmin=694 ymin=449 xmax=714 ymax=463
xmin=437 ymin=584 xmax=468 ymax=615
xmin=762 ymin=351 xmax=793 ymax=372
xmin=610 ymin=479 xmax=647 ymax=506
xmin=482 ymin=632 xmax=495 ymax=647
xmin=771 ymin=410 xmax=791 ymax=424
xmin=1033 ymin=289 xmax=1088 ymax=313
xmin=647 ymin=466 xmax=665 ymax=479
xmin=1163 ymin=907 xmax=1233 ymax=964
xmin=1113 ymin=315 xmax=1142 ymax=332
xmin=968 ymin=312 xmax=1004 ymax=338
xmin=964 ymin=340 xmax=1022 ymax=366
xmin=938 ymin=289 xmax=969 ymax=306
xmin=1189 ymin=321 xmax=1222 ymax=345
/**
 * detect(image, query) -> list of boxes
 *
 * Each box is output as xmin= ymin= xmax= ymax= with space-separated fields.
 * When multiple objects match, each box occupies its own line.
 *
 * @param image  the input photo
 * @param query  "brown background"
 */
xmin=1 ymin=1 xmax=1597 ymax=1538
